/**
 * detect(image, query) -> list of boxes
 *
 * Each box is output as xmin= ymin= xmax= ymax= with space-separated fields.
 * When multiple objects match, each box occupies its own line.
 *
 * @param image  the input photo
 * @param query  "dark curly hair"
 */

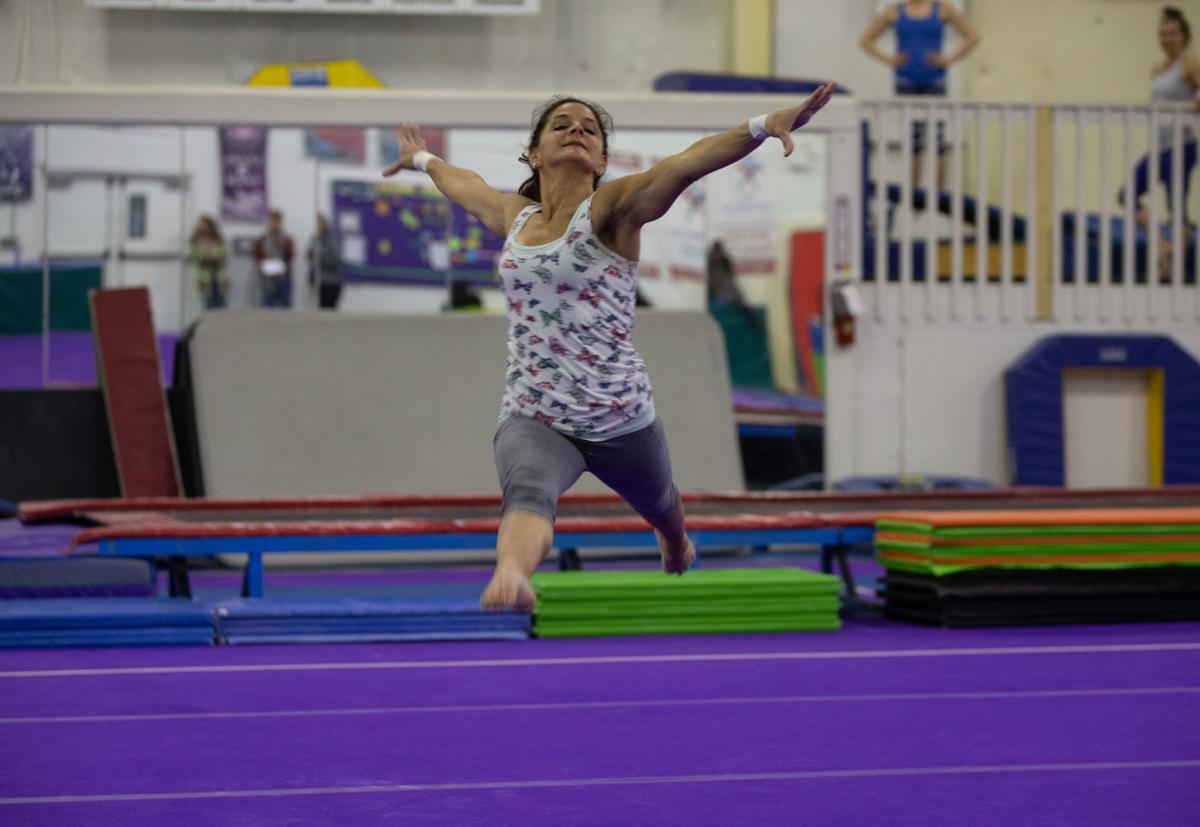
xmin=1163 ymin=6 xmax=1191 ymax=43
xmin=517 ymin=95 xmax=613 ymax=202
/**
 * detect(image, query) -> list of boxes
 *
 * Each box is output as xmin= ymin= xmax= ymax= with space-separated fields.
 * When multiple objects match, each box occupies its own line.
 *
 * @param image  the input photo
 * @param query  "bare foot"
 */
xmin=480 ymin=566 xmax=537 ymax=611
xmin=657 ymin=531 xmax=695 ymax=575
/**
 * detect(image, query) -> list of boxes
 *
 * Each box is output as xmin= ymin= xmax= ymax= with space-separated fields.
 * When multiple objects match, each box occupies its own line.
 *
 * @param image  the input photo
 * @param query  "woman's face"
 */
xmin=1160 ymin=19 xmax=1187 ymax=57
xmin=531 ymin=102 xmax=607 ymax=177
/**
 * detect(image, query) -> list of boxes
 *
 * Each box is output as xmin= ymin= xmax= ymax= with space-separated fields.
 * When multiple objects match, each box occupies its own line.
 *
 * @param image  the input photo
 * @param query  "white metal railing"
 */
xmin=859 ymin=99 xmax=1200 ymax=325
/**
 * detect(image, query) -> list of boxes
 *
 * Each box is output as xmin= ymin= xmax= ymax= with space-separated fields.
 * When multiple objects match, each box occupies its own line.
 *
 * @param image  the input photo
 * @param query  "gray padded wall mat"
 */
xmin=190 ymin=311 xmax=744 ymax=499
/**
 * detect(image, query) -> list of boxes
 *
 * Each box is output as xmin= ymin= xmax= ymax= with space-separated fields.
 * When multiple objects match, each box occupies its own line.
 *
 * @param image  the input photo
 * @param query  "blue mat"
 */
xmin=0 ymin=628 xmax=215 ymax=648
xmin=0 ymin=595 xmax=532 ymax=648
xmin=0 ymin=598 xmax=215 ymax=647
xmin=0 ymin=598 xmax=213 ymax=629
xmin=213 ymin=597 xmax=531 ymax=644
xmin=223 ymin=631 xmax=529 ymax=645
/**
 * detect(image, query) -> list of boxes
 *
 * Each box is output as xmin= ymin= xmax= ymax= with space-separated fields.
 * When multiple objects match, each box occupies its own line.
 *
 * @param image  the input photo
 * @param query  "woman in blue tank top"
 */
xmin=383 ymin=84 xmax=837 ymax=610
xmin=860 ymin=1 xmax=979 ymax=190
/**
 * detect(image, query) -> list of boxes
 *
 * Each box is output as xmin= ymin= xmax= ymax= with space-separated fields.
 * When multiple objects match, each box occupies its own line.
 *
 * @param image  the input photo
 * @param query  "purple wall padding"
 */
xmin=90 ymin=287 xmax=182 ymax=498
xmin=1005 ymin=334 xmax=1200 ymax=486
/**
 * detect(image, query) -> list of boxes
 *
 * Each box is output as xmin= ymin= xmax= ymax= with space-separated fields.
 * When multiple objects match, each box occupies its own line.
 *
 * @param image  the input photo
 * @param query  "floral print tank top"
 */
xmin=497 ymin=194 xmax=654 ymax=441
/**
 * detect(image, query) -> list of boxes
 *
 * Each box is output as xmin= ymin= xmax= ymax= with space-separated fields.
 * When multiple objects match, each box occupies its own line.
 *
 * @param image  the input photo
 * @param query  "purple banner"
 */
xmin=0 ymin=126 xmax=34 ymax=203
xmin=220 ymin=126 xmax=268 ymax=222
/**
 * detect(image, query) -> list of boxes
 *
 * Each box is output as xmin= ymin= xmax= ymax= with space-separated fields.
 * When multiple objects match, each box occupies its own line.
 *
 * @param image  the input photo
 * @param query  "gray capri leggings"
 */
xmin=493 ymin=415 xmax=680 ymax=524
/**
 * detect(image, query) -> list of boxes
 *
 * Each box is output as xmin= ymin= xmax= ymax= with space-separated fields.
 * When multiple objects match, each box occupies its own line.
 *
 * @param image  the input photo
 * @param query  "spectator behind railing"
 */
xmin=1120 ymin=6 xmax=1200 ymax=280
xmin=859 ymin=0 xmax=979 ymax=192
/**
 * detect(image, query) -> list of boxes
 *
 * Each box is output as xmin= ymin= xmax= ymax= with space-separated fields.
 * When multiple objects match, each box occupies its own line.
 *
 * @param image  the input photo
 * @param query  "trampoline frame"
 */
xmin=88 ymin=526 xmax=849 ymax=599
xmin=20 ymin=487 xmax=1200 ymax=598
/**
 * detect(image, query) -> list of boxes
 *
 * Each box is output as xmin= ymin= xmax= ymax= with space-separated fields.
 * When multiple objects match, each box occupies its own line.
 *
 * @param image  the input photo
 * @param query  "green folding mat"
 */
xmin=534 ymin=613 xmax=841 ymax=638
xmin=535 ymin=596 xmax=840 ymax=620
xmin=531 ymin=567 xmax=840 ymax=601
xmin=876 ymin=516 xmax=1200 ymax=576
xmin=876 ymin=538 xmax=1200 ymax=552
xmin=530 ymin=568 xmax=841 ymax=638
xmin=876 ymin=519 xmax=1200 ymax=540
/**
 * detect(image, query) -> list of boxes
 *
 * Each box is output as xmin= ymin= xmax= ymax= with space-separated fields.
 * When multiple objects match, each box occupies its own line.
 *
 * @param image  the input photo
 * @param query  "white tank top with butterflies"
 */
xmin=496 ymin=194 xmax=655 ymax=441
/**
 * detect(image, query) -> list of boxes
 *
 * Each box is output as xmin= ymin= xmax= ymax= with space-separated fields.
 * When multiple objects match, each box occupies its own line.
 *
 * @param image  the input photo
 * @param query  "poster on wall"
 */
xmin=0 ymin=126 xmax=34 ymax=203
xmin=663 ymin=182 xmax=707 ymax=281
xmin=304 ymin=127 xmax=366 ymax=163
xmin=219 ymin=126 xmax=268 ymax=222
xmin=707 ymin=154 xmax=777 ymax=275
xmin=332 ymin=179 xmax=505 ymax=285
xmin=379 ymin=127 xmax=446 ymax=168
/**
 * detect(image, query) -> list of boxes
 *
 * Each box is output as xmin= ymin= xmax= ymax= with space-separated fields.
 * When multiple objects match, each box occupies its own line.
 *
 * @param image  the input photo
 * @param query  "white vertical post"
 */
xmin=1000 ymin=105 xmax=1014 ymax=322
xmin=871 ymin=105 xmax=887 ymax=323
xmin=108 ymin=177 xmax=121 ymax=288
xmin=1148 ymin=108 xmax=1160 ymax=321
xmin=1098 ymin=107 xmax=1111 ymax=322
xmin=1025 ymin=105 xmax=1038 ymax=321
xmin=951 ymin=101 xmax=965 ymax=320
xmin=899 ymin=100 xmax=913 ymax=323
xmin=923 ymin=101 xmax=938 ymax=321
xmin=822 ymin=115 xmax=865 ymax=486
xmin=178 ymin=126 xmax=188 ymax=333
xmin=1170 ymin=110 xmax=1184 ymax=321
xmin=974 ymin=106 xmax=988 ymax=320
xmin=315 ymin=152 xmax=324 ymax=312
xmin=40 ymin=126 xmax=50 ymax=388
xmin=1122 ymin=109 xmax=1136 ymax=322
xmin=1194 ymin=109 xmax=1200 ymax=322
xmin=1073 ymin=107 xmax=1087 ymax=322
xmin=1051 ymin=109 xmax=1062 ymax=322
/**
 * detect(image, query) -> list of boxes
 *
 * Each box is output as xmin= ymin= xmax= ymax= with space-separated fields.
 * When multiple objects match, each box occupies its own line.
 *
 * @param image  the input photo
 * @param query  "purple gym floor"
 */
xmin=2 ymin=619 xmax=1198 ymax=825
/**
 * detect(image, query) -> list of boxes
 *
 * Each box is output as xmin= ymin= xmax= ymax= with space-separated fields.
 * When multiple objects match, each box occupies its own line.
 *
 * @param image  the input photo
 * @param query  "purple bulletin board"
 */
xmin=332 ymin=180 xmax=505 ymax=286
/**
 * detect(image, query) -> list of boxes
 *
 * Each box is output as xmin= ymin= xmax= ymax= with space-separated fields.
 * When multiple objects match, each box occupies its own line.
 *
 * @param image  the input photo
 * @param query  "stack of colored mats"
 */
xmin=0 ymin=598 xmax=215 ymax=648
xmin=211 ymin=597 xmax=530 ymax=644
xmin=529 ymin=568 xmax=841 ymax=638
xmin=874 ymin=507 xmax=1200 ymax=626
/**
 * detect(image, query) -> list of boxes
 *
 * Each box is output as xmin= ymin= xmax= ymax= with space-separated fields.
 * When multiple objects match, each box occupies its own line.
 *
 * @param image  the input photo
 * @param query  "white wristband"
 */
xmin=747 ymin=114 xmax=769 ymax=142
xmin=412 ymin=150 xmax=440 ymax=172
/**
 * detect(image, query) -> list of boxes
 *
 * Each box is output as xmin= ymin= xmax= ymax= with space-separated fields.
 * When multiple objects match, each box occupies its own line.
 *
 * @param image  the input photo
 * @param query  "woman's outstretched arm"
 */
xmin=382 ymin=123 xmax=531 ymax=237
xmin=596 ymin=83 xmax=837 ymax=230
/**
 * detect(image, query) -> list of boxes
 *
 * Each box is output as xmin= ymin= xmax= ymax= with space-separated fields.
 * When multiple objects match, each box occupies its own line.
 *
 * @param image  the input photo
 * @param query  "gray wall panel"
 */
xmin=190 ymin=311 xmax=743 ymax=499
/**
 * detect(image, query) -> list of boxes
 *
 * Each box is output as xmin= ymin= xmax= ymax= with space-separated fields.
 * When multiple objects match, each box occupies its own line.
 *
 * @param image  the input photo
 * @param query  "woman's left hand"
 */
xmin=381 ymin=123 xmax=428 ymax=176
xmin=764 ymin=82 xmax=838 ymax=156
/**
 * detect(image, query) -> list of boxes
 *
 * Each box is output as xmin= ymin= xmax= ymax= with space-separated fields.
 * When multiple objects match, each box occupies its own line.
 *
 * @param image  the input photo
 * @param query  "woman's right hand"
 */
xmin=891 ymin=51 xmax=910 ymax=68
xmin=382 ymin=123 xmax=427 ymax=177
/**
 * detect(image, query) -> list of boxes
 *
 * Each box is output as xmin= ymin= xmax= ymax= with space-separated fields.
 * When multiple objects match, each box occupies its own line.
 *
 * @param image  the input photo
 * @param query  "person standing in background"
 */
xmin=860 ymin=0 xmax=979 ymax=191
xmin=253 ymin=209 xmax=294 ymax=308
xmin=308 ymin=213 xmax=343 ymax=310
xmin=1136 ymin=6 xmax=1200 ymax=278
xmin=706 ymin=239 xmax=761 ymax=331
xmin=188 ymin=215 xmax=228 ymax=310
